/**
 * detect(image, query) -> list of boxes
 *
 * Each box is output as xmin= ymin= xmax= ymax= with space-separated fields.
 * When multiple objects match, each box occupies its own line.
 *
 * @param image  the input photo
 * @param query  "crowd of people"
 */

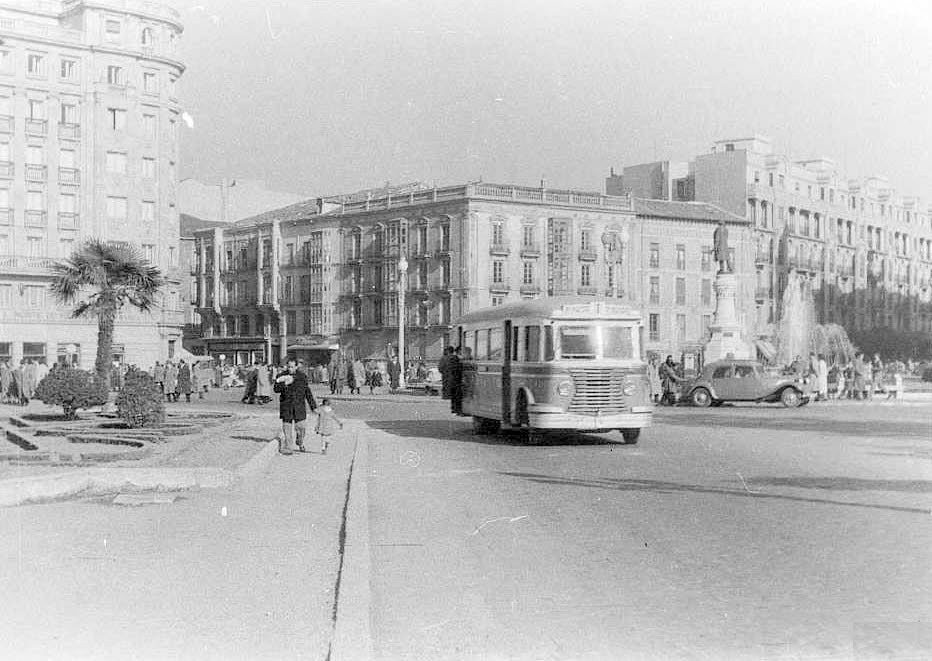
xmin=0 ymin=358 xmax=51 ymax=406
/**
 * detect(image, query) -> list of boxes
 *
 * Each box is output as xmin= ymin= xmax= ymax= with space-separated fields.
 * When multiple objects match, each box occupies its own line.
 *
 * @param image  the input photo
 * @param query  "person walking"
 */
xmin=870 ymin=354 xmax=884 ymax=397
xmin=0 ymin=359 xmax=11 ymax=404
xmin=387 ymin=356 xmax=402 ymax=394
xmin=152 ymin=361 xmax=165 ymax=396
xmin=449 ymin=348 xmax=463 ymax=414
xmin=817 ymin=353 xmax=829 ymax=401
xmin=314 ymin=398 xmax=343 ymax=455
xmin=659 ymin=355 xmax=682 ymax=406
xmin=646 ymin=355 xmax=662 ymax=404
xmin=335 ymin=357 xmax=348 ymax=395
xmin=274 ymin=358 xmax=318 ymax=455
xmin=438 ymin=346 xmax=453 ymax=401
xmin=13 ymin=361 xmax=26 ymax=406
xmin=176 ymin=360 xmax=193 ymax=403
xmin=255 ymin=360 xmax=272 ymax=404
xmin=366 ymin=363 xmax=382 ymax=394
xmin=351 ymin=358 xmax=365 ymax=395
xmin=164 ymin=361 xmax=178 ymax=402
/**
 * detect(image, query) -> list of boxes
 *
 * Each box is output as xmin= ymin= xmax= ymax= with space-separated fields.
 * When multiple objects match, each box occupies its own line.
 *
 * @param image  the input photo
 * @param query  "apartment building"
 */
xmin=0 ymin=0 xmax=184 ymax=368
xmin=189 ymin=182 xmax=749 ymax=365
xmin=608 ymin=136 xmax=932 ymax=338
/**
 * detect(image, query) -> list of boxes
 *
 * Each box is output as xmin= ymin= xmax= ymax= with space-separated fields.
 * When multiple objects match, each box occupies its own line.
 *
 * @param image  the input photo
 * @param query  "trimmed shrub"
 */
xmin=34 ymin=367 xmax=108 ymax=420
xmin=116 ymin=367 xmax=165 ymax=428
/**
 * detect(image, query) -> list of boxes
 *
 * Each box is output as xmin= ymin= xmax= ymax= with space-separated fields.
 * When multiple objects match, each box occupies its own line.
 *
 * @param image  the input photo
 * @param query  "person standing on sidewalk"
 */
xmin=314 ymin=398 xmax=343 ymax=455
xmin=274 ymin=358 xmax=318 ymax=455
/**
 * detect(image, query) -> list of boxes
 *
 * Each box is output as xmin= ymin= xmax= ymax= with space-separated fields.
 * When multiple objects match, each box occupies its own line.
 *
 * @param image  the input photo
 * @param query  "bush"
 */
xmin=116 ymin=367 xmax=165 ymax=428
xmin=34 ymin=367 xmax=108 ymax=420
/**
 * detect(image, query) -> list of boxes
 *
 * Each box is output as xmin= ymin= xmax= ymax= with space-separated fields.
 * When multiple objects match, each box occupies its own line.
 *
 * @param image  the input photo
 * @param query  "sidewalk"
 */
xmin=0 ymin=420 xmax=369 ymax=661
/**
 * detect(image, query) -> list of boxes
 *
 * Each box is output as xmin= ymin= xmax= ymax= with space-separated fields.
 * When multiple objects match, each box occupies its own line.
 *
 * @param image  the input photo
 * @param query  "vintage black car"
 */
xmin=686 ymin=359 xmax=812 ymax=408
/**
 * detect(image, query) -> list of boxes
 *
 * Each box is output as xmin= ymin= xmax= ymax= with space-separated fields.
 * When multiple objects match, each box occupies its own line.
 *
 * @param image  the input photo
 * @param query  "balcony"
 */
xmin=0 ymin=254 xmax=57 ymax=275
xmin=578 ymin=249 xmax=598 ymax=261
xmin=520 ymin=244 xmax=541 ymax=258
xmin=25 ymin=164 xmax=47 ymax=182
xmin=489 ymin=243 xmax=510 ymax=256
xmin=577 ymin=285 xmax=598 ymax=296
xmin=0 ymin=115 xmax=11 ymax=133
xmin=0 ymin=207 xmax=11 ymax=225
xmin=58 ymin=212 xmax=79 ymax=230
xmin=0 ymin=161 xmax=10 ymax=178
xmin=25 ymin=118 xmax=48 ymax=136
xmin=24 ymin=210 xmax=47 ymax=227
xmin=59 ymin=167 xmax=80 ymax=184
xmin=58 ymin=123 xmax=81 ymax=141
xmin=489 ymin=279 xmax=510 ymax=292
xmin=520 ymin=283 xmax=541 ymax=294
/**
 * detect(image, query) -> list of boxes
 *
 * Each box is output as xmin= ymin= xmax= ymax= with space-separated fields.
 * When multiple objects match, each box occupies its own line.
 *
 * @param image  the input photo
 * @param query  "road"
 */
xmin=346 ymin=395 xmax=932 ymax=661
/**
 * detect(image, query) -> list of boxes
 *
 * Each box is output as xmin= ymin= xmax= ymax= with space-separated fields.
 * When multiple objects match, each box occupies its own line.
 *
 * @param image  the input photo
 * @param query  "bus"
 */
xmin=455 ymin=297 xmax=654 ymax=443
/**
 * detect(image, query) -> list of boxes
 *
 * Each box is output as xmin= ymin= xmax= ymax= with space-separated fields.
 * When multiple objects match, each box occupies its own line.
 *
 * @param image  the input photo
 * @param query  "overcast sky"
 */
xmin=177 ymin=0 xmax=932 ymax=201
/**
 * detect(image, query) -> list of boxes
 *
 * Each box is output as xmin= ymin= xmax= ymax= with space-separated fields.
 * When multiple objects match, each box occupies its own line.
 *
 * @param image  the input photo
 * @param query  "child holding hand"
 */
xmin=315 ymin=398 xmax=343 ymax=454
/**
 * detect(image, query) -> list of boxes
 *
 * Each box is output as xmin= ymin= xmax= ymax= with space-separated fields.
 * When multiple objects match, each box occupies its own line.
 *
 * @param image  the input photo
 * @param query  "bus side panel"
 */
xmin=463 ymin=363 xmax=502 ymax=420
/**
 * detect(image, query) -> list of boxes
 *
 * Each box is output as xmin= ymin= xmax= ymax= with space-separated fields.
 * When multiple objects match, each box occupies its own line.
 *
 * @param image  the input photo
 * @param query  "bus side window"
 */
xmin=526 ymin=326 xmax=540 ymax=362
xmin=544 ymin=325 xmax=554 ymax=361
xmin=463 ymin=328 xmax=475 ymax=359
xmin=475 ymin=329 xmax=488 ymax=360
xmin=489 ymin=327 xmax=503 ymax=360
xmin=511 ymin=325 xmax=520 ymax=361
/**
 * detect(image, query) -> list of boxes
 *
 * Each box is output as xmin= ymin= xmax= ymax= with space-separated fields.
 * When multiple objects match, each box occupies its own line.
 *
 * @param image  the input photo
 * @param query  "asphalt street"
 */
xmin=346 ymin=395 xmax=932 ymax=661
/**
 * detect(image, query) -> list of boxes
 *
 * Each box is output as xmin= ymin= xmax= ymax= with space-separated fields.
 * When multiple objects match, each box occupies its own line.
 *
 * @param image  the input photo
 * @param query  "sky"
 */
xmin=176 ymin=0 xmax=932 ymax=201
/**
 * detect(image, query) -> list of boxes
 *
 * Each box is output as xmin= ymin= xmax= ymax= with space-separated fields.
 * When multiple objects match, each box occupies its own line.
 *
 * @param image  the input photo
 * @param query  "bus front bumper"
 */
xmin=527 ymin=405 xmax=654 ymax=430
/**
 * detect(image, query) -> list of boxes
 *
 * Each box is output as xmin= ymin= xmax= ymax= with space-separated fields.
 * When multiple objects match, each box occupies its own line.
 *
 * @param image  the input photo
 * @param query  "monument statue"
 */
xmin=713 ymin=221 xmax=732 ymax=273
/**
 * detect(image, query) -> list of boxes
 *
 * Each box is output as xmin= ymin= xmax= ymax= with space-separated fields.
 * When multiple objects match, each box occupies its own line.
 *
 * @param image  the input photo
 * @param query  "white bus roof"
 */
xmin=454 ymin=296 xmax=642 ymax=327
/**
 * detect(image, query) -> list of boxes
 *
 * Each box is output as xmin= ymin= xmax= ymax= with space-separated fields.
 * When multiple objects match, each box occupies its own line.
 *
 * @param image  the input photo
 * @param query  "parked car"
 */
xmin=686 ymin=359 xmax=812 ymax=408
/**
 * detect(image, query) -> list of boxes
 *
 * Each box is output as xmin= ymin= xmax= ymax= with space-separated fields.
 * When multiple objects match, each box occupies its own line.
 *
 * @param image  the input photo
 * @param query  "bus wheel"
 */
xmin=472 ymin=416 xmax=500 ymax=435
xmin=620 ymin=429 xmax=640 ymax=444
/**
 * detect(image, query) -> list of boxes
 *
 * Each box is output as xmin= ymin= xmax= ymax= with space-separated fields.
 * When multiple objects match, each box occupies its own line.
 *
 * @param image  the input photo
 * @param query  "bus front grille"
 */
xmin=568 ymin=368 xmax=627 ymax=415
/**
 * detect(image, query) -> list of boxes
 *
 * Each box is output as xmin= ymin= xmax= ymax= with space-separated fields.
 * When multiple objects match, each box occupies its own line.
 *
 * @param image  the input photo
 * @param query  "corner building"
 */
xmin=0 ymin=0 xmax=184 ymax=368
xmin=190 ymin=182 xmax=748 ymax=364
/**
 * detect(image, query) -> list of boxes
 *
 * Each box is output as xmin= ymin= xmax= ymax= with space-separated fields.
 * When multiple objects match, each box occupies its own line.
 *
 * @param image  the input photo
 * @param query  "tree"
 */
xmin=50 ymin=239 xmax=164 ymax=392
xmin=34 ymin=367 xmax=108 ymax=420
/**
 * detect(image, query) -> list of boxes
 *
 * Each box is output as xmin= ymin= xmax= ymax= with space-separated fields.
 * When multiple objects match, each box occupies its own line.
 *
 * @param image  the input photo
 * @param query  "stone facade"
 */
xmin=190 ymin=182 xmax=749 ymax=365
xmin=0 ymin=0 xmax=184 ymax=368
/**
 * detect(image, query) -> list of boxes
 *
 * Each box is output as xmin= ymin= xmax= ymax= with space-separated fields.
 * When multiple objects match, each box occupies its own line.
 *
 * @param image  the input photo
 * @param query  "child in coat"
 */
xmin=315 ymin=398 xmax=343 ymax=454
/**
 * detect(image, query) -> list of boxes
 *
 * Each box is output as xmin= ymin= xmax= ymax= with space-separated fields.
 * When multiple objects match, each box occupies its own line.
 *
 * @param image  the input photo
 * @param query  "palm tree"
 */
xmin=51 ymin=239 xmax=164 ymax=391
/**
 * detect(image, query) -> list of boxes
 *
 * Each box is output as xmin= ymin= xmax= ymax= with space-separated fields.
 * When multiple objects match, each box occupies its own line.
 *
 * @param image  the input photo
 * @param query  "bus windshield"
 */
xmin=557 ymin=324 xmax=636 ymax=360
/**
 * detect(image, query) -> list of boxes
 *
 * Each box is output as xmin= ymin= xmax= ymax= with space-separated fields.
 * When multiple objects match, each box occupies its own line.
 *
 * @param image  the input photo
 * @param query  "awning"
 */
xmin=755 ymin=340 xmax=777 ymax=361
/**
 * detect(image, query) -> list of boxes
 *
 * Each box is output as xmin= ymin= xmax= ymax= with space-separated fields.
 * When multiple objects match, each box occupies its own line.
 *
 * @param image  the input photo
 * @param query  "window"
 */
xmin=701 ymin=279 xmax=712 ymax=306
xmin=240 ymin=315 xmax=251 ymax=336
xmin=675 ymin=244 xmax=686 ymax=270
xmin=0 ymin=188 xmax=9 ymax=212
xmin=105 ymin=151 xmax=127 ymax=173
xmin=141 ymin=27 xmax=155 ymax=46
xmin=143 ymin=244 xmax=155 ymax=262
xmin=141 ymin=200 xmax=155 ymax=222
xmin=649 ymin=276 xmax=660 ymax=304
xmin=675 ymin=277 xmax=686 ymax=305
xmin=26 ymin=146 xmax=44 ymax=164
xmin=491 ymin=296 xmax=504 ymax=307
xmin=676 ymin=313 xmax=687 ymax=339
xmin=143 ymin=72 xmax=157 ymax=93
xmin=488 ymin=328 xmax=503 ymax=360
xmin=440 ymin=224 xmax=450 ymax=251
xmin=106 ymin=65 xmax=125 ymax=86
xmin=60 ymin=193 xmax=77 ymax=214
xmin=105 ymin=19 xmax=122 ymax=38
xmin=580 ymin=229 xmax=592 ymax=252
xmin=441 ymin=259 xmax=451 ymax=287
xmin=143 ymin=113 xmax=156 ymax=138
xmin=522 ymin=261 xmax=535 ymax=285
xmin=142 ymin=157 xmax=156 ymax=179
xmin=491 ymin=221 xmax=504 ymax=246
xmin=492 ymin=260 xmax=504 ymax=284
xmin=701 ymin=247 xmax=712 ymax=272
xmin=649 ymin=243 xmax=660 ymax=268
xmin=28 ymin=99 xmax=46 ymax=120
xmin=23 ymin=285 xmax=46 ymax=307
xmin=26 ymin=190 xmax=45 ymax=211
xmin=106 ymin=196 xmax=127 ymax=219
xmin=60 ymin=58 xmax=77 ymax=80
xmin=522 ymin=225 xmax=535 ymax=248
xmin=26 ymin=236 xmax=44 ymax=257
xmin=701 ymin=314 xmax=711 ymax=338
xmin=107 ymin=107 xmax=126 ymax=130
xmin=27 ymin=53 xmax=46 ymax=77
xmin=580 ymin=263 xmax=591 ymax=287
xmin=60 ymin=102 xmax=78 ymax=124
xmin=0 ymin=285 xmax=10 ymax=308
xmin=0 ymin=50 xmax=11 ymax=74
xmin=59 ymin=148 xmax=76 ymax=169
xmin=648 ymin=313 xmax=660 ymax=341
xmin=524 ymin=326 xmax=540 ymax=362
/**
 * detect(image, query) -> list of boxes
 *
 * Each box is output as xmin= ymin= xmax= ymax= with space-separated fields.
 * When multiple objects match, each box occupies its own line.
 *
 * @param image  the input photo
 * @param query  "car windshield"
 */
xmin=557 ymin=324 xmax=636 ymax=360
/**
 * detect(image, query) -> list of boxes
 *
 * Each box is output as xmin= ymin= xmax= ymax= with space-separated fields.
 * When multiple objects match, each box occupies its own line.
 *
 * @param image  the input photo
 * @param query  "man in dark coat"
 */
xmin=274 ymin=358 xmax=318 ymax=455
xmin=449 ymin=347 xmax=463 ymax=415
xmin=387 ymin=357 xmax=402 ymax=393
xmin=659 ymin=355 xmax=682 ymax=406
xmin=438 ymin=346 xmax=453 ymax=400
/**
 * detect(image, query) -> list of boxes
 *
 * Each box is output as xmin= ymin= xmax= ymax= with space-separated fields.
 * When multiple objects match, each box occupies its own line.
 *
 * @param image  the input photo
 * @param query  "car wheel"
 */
xmin=692 ymin=387 xmax=713 ymax=408
xmin=780 ymin=387 xmax=801 ymax=408
xmin=620 ymin=428 xmax=640 ymax=444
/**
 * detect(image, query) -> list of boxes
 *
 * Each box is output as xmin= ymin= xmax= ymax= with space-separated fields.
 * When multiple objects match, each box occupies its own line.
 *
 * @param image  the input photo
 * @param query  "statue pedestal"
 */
xmin=704 ymin=271 xmax=753 ymax=361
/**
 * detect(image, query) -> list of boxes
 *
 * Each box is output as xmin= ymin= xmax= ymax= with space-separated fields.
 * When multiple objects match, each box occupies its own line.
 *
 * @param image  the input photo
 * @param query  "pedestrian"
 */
xmin=438 ymin=346 xmax=453 ymax=400
xmin=449 ymin=347 xmax=463 ymax=414
xmin=164 ymin=361 xmax=178 ymax=402
xmin=315 ymin=397 xmax=343 ymax=455
xmin=658 ymin=355 xmax=681 ymax=406
xmin=242 ymin=363 xmax=258 ymax=404
xmin=366 ymin=363 xmax=382 ymax=394
xmin=335 ymin=357 xmax=348 ymax=395
xmin=191 ymin=362 xmax=204 ymax=400
xmin=816 ymin=353 xmax=828 ymax=401
xmin=327 ymin=355 xmax=339 ymax=394
xmin=870 ymin=353 xmax=884 ymax=397
xmin=176 ymin=360 xmax=193 ymax=403
xmin=852 ymin=353 xmax=867 ymax=400
xmin=23 ymin=359 xmax=37 ymax=401
xmin=255 ymin=360 xmax=272 ymax=404
xmin=388 ymin=356 xmax=402 ymax=394
xmin=0 ymin=359 xmax=11 ymax=404
xmin=351 ymin=358 xmax=365 ymax=395
xmin=14 ymin=360 xmax=27 ymax=405
xmin=274 ymin=358 xmax=318 ymax=455
xmin=646 ymin=355 xmax=662 ymax=404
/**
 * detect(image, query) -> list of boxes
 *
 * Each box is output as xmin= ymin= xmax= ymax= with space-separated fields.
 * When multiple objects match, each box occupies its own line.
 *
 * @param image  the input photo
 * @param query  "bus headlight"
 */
xmin=557 ymin=381 xmax=574 ymax=397
xmin=622 ymin=382 xmax=636 ymax=396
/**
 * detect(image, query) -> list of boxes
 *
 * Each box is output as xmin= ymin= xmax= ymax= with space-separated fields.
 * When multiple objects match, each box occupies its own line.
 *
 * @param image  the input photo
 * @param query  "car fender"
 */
xmin=688 ymin=381 xmax=719 ymax=400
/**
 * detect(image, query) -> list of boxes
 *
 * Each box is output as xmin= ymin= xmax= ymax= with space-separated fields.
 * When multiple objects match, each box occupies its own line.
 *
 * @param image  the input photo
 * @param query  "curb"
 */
xmin=329 ymin=432 xmax=373 ymax=661
xmin=234 ymin=434 xmax=279 ymax=480
xmin=0 ymin=466 xmax=234 ymax=508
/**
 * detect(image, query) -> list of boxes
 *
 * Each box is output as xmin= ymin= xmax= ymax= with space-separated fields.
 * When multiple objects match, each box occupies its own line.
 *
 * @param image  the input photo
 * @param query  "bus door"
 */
xmin=502 ymin=320 xmax=512 ymax=424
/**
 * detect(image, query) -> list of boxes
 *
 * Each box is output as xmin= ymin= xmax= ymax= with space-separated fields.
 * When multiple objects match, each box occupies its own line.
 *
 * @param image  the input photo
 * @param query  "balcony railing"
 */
xmin=520 ymin=244 xmax=541 ymax=257
xmin=58 ymin=123 xmax=81 ymax=141
xmin=489 ymin=279 xmax=510 ymax=292
xmin=577 ymin=285 xmax=598 ymax=295
xmin=25 ymin=118 xmax=48 ymax=136
xmin=0 ymin=207 xmax=11 ymax=225
xmin=755 ymin=251 xmax=772 ymax=265
xmin=0 ymin=254 xmax=56 ymax=274
xmin=520 ymin=283 xmax=541 ymax=294
xmin=58 ymin=212 xmax=79 ymax=230
xmin=59 ymin=167 xmax=80 ymax=184
xmin=489 ymin=243 xmax=510 ymax=255
xmin=25 ymin=164 xmax=47 ymax=182
xmin=24 ymin=210 xmax=47 ymax=227
xmin=0 ymin=161 xmax=12 ymax=178
xmin=0 ymin=115 xmax=11 ymax=133
xmin=578 ymin=249 xmax=598 ymax=261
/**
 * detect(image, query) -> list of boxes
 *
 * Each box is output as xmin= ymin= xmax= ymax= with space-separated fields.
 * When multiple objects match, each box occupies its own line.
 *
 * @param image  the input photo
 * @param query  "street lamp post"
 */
xmin=398 ymin=255 xmax=408 ymax=389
